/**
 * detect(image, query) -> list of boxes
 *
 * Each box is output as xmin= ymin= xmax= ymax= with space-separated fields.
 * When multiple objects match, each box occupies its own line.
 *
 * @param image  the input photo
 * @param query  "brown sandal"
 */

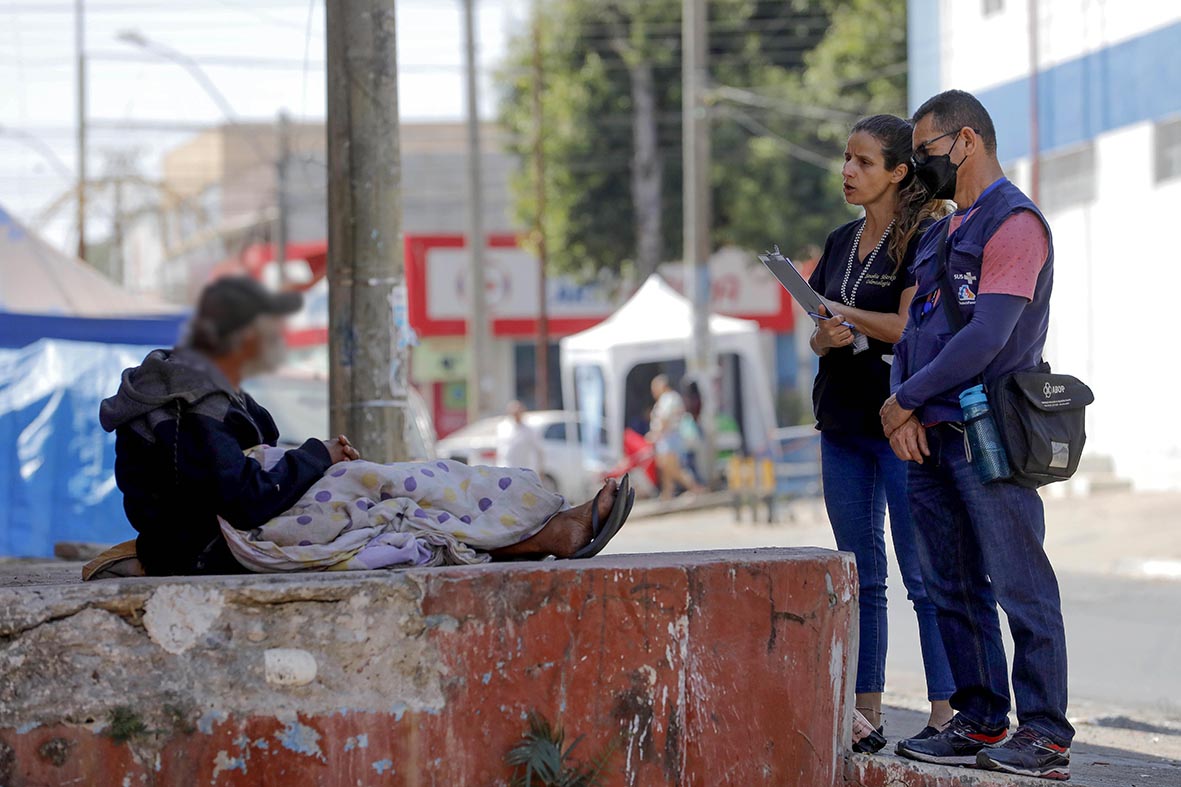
xmin=81 ymin=539 xmax=146 ymax=581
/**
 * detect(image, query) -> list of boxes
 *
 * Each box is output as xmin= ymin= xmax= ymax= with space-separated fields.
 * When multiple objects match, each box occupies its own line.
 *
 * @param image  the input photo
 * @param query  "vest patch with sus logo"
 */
xmin=954 ymin=272 xmax=978 ymax=304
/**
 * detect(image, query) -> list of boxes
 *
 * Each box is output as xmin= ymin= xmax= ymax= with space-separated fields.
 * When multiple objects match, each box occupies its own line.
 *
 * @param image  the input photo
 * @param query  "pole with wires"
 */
xmin=274 ymin=110 xmax=290 ymax=287
xmin=531 ymin=0 xmax=549 ymax=411
xmin=1028 ymin=0 xmax=1040 ymax=203
xmin=326 ymin=0 xmax=408 ymax=463
xmin=683 ymin=0 xmax=715 ymax=485
xmin=462 ymin=0 xmax=491 ymax=424
xmin=75 ymin=0 xmax=87 ymax=261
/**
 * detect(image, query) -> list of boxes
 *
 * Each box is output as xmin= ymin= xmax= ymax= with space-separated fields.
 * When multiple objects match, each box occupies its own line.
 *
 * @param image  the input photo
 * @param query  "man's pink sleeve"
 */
xmin=978 ymin=210 xmax=1049 ymax=300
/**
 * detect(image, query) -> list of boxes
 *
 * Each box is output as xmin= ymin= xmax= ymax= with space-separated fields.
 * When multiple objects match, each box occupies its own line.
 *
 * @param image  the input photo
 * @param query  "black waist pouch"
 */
xmin=991 ymin=362 xmax=1095 ymax=488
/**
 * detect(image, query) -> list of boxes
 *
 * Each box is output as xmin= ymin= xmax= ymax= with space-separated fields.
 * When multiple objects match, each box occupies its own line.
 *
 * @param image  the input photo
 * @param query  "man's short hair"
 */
xmin=912 ymin=89 xmax=998 ymax=156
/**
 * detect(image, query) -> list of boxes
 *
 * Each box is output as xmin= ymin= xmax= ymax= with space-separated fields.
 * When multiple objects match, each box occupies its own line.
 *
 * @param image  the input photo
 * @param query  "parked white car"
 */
xmin=435 ymin=410 xmax=614 ymax=501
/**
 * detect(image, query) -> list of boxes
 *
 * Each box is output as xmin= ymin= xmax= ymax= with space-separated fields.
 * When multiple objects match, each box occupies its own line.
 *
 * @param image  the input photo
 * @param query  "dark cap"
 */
xmin=195 ymin=276 xmax=303 ymax=338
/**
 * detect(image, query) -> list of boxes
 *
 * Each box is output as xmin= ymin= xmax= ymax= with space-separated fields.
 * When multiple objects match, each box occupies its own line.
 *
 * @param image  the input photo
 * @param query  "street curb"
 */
xmin=846 ymin=753 xmax=1058 ymax=786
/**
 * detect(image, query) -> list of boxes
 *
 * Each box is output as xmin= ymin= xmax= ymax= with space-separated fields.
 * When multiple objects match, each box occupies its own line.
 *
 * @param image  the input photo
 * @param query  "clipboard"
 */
xmin=759 ymin=244 xmax=870 ymax=354
xmin=757 ymin=245 xmax=826 ymax=314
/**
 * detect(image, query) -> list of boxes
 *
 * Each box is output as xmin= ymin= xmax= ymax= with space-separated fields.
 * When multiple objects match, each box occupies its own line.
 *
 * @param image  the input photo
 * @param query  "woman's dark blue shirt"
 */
xmin=807 ymin=219 xmax=922 ymax=438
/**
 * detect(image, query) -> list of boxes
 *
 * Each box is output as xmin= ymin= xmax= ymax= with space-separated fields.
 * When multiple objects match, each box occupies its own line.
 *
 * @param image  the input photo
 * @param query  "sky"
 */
xmin=0 ymin=0 xmax=527 ymax=249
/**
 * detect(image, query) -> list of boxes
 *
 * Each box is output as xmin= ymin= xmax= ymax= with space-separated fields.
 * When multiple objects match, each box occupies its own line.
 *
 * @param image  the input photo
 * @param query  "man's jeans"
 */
xmin=908 ymin=423 xmax=1074 ymax=746
xmin=822 ymin=431 xmax=955 ymax=701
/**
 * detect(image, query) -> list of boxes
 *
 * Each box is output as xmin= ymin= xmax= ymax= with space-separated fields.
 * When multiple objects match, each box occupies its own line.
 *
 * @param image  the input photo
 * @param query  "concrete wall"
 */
xmin=0 ymin=548 xmax=856 ymax=786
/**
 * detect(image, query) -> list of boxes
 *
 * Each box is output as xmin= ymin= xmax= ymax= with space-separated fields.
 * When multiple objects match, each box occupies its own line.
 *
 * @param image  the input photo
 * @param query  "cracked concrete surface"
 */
xmin=0 ymin=569 xmax=448 ymax=733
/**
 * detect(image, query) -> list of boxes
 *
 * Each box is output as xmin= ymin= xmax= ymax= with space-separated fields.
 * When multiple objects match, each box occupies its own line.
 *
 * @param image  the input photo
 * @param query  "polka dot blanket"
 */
xmin=219 ymin=446 xmax=567 ymax=572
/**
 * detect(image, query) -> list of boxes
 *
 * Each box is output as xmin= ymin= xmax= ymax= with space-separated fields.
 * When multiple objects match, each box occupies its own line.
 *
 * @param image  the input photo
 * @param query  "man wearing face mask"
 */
xmin=100 ymin=276 xmax=358 ymax=576
xmin=878 ymin=91 xmax=1072 ymax=781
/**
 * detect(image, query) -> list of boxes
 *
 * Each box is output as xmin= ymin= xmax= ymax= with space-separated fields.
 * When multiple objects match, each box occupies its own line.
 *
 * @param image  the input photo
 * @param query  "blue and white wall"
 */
xmin=909 ymin=0 xmax=1181 ymax=489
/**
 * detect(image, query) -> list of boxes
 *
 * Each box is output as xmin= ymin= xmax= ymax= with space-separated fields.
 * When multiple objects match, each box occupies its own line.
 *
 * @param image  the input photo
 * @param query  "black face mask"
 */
xmin=913 ymin=135 xmax=963 ymax=201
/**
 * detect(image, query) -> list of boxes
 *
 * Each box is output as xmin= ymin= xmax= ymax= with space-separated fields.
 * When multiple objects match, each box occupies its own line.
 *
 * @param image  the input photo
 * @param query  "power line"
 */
xmin=710 ymin=85 xmax=860 ymax=123
xmin=207 ymin=0 xmax=308 ymax=29
xmin=718 ymin=106 xmax=841 ymax=173
xmin=298 ymin=0 xmax=317 ymax=119
xmin=0 ymin=0 xmax=317 ymax=12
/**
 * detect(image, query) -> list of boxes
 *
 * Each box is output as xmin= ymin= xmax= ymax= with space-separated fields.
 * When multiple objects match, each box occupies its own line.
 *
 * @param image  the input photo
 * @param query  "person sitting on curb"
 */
xmin=94 ymin=276 xmax=631 ymax=578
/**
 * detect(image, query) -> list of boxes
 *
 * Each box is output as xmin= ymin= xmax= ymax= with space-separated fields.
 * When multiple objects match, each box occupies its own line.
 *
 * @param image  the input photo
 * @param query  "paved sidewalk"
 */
xmin=609 ymin=488 xmax=1181 ymax=582
xmin=610 ymin=489 xmax=1181 ymax=785
xmin=850 ymin=705 xmax=1181 ymax=786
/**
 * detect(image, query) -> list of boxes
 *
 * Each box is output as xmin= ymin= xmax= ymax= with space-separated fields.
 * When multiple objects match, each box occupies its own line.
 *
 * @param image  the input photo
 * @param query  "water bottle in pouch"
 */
xmin=958 ymin=384 xmax=1011 ymax=483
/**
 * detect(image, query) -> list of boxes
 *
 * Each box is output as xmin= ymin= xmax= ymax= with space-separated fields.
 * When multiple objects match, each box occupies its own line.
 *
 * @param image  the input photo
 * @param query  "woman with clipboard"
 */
xmin=806 ymin=115 xmax=954 ymax=752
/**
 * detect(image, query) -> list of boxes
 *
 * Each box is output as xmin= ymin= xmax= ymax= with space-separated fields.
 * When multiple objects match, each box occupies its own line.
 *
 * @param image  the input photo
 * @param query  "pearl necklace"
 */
xmin=840 ymin=218 xmax=895 ymax=308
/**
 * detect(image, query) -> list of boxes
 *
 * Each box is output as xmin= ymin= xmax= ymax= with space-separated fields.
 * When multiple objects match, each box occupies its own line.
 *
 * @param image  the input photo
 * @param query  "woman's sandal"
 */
xmin=851 ymin=709 xmax=887 ymax=754
xmin=570 ymin=475 xmax=632 ymax=559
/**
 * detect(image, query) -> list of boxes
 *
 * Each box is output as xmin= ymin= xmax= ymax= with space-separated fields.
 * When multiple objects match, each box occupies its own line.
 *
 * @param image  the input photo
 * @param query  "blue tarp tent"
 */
xmin=0 ymin=206 xmax=190 ymax=554
xmin=0 ymin=339 xmax=148 ymax=556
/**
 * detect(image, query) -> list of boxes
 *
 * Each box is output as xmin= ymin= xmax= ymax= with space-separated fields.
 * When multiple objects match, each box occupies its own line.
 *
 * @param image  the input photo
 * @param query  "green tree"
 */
xmin=496 ymin=0 xmax=907 ymax=279
xmin=714 ymin=0 xmax=909 ymax=259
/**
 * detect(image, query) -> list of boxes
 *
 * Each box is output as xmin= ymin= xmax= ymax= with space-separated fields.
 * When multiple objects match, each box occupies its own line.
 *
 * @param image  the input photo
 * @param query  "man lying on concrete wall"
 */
xmin=94 ymin=276 xmax=632 ymax=578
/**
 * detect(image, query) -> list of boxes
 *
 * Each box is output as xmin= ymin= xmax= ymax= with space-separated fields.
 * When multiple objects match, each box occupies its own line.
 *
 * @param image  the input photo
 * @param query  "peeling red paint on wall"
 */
xmin=0 ymin=549 xmax=856 ymax=786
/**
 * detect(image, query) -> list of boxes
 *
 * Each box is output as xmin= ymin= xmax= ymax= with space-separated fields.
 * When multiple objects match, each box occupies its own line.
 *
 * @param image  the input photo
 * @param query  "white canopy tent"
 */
xmin=0 ymin=205 xmax=176 ymax=317
xmin=0 ymin=205 xmax=185 ymax=348
xmin=560 ymin=274 xmax=778 ymax=463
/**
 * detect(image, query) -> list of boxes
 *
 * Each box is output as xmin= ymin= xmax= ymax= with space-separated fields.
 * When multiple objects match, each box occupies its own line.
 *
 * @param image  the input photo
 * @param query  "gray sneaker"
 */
xmin=976 ymin=724 xmax=1070 ymax=781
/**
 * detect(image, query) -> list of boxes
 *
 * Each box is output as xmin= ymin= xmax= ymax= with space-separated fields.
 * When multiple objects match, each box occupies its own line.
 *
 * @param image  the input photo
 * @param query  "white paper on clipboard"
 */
xmin=757 ymin=245 xmax=826 ymax=315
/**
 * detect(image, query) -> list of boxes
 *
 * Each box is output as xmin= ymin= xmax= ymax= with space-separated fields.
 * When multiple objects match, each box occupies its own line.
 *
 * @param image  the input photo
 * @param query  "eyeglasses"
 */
xmin=912 ymin=127 xmax=976 ymax=166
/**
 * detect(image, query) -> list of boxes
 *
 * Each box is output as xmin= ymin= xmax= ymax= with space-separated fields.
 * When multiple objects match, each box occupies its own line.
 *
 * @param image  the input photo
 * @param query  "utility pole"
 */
xmin=462 ymin=0 xmax=491 ymax=423
xmin=75 ymin=0 xmax=87 ymax=261
xmin=531 ymin=1 xmax=549 ymax=411
xmin=326 ymin=0 xmax=407 ymax=463
xmin=275 ymin=110 xmax=290 ymax=287
xmin=1027 ymin=0 xmax=1040 ymax=203
xmin=683 ymin=0 xmax=714 ymax=483
xmin=111 ymin=174 xmax=124 ymax=285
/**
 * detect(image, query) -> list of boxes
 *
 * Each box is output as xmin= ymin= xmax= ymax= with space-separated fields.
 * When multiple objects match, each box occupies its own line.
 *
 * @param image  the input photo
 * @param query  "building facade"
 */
xmin=909 ymin=0 xmax=1181 ymax=489
xmin=134 ymin=121 xmax=798 ymax=437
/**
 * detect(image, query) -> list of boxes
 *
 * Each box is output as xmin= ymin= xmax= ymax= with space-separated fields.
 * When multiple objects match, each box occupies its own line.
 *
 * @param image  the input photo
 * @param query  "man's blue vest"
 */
xmin=897 ymin=178 xmax=1054 ymax=425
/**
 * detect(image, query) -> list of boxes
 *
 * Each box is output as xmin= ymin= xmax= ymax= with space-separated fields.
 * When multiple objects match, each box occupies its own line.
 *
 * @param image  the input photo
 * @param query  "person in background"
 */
xmin=680 ymin=379 xmax=704 ymax=478
xmin=807 ymin=114 xmax=956 ymax=752
xmin=882 ymin=90 xmax=1072 ymax=781
xmin=496 ymin=400 xmax=545 ymax=476
xmin=647 ymin=374 xmax=704 ymax=501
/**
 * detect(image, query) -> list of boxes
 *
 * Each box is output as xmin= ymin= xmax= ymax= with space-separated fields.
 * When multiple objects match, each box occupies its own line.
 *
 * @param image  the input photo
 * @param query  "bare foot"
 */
xmin=490 ymin=479 xmax=618 ymax=559
xmin=545 ymin=479 xmax=618 ymax=557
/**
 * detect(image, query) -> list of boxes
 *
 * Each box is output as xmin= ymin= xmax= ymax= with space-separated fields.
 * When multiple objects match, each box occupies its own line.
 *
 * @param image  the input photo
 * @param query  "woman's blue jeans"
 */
xmin=821 ymin=431 xmax=955 ymax=701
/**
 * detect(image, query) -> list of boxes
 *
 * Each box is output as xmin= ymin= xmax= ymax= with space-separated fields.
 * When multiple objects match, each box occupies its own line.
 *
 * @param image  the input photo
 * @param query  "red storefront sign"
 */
xmin=210 ymin=235 xmax=795 ymax=346
xmin=405 ymin=235 xmax=794 ymax=338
